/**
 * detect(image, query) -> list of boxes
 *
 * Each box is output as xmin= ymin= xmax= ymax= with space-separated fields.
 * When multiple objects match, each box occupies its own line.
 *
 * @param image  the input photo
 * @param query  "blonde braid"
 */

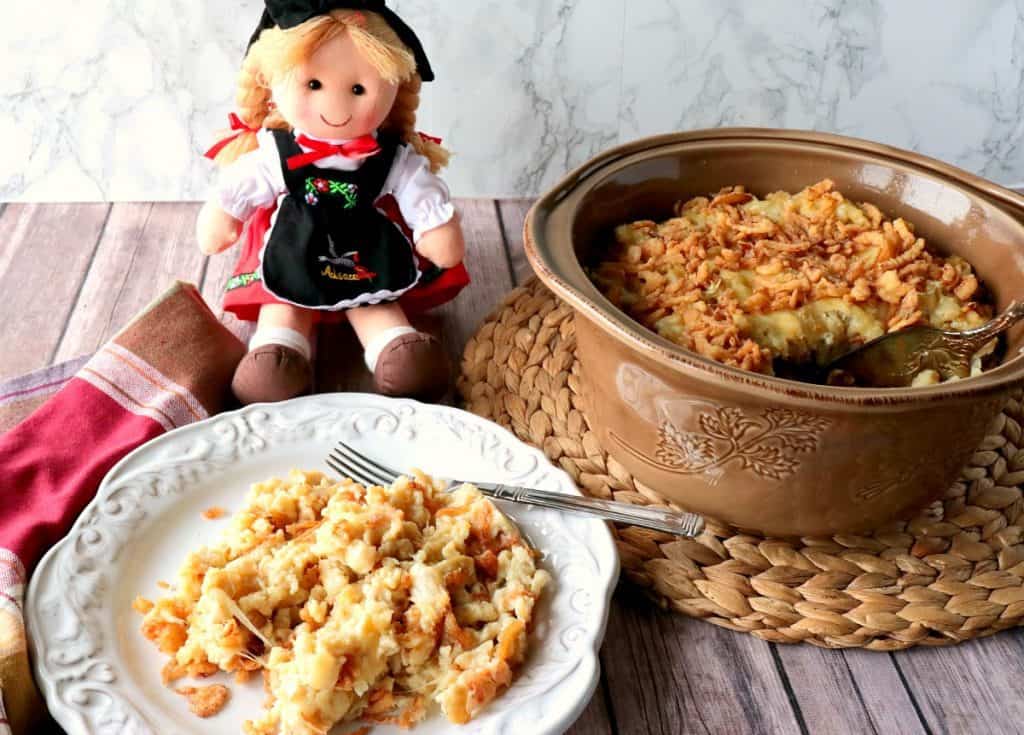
xmin=213 ymin=44 xmax=290 ymax=166
xmin=383 ymin=76 xmax=451 ymax=173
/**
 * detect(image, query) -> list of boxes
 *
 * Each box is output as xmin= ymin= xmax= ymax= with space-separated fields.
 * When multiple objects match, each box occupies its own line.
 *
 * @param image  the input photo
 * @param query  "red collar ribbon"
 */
xmin=287 ymin=134 xmax=382 ymax=171
xmin=203 ymin=113 xmax=258 ymax=160
xmin=417 ymin=131 xmax=443 ymax=145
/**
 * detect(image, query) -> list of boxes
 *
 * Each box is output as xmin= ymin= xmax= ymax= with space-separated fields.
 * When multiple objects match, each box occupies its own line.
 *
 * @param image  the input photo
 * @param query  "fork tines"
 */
xmin=327 ymin=440 xmax=401 ymax=488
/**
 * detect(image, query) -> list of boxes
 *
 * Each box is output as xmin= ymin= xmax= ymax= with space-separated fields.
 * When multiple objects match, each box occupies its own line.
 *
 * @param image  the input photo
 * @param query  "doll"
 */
xmin=198 ymin=0 xmax=469 ymax=405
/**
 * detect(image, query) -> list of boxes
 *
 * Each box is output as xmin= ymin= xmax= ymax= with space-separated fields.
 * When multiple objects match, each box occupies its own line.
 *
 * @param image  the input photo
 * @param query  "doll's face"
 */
xmin=271 ymin=31 xmax=400 ymax=140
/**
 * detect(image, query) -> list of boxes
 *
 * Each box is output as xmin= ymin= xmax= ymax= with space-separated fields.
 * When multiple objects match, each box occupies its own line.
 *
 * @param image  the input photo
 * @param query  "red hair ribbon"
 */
xmin=417 ymin=131 xmax=443 ymax=145
xmin=203 ymin=113 xmax=259 ymax=160
xmin=287 ymin=134 xmax=382 ymax=170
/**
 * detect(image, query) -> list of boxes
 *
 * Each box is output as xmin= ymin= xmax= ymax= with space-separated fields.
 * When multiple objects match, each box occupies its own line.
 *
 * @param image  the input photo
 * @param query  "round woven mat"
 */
xmin=457 ymin=279 xmax=1024 ymax=650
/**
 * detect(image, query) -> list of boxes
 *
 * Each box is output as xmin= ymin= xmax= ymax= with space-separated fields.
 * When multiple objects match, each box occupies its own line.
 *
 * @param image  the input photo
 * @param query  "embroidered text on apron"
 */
xmin=260 ymin=130 xmax=420 ymax=310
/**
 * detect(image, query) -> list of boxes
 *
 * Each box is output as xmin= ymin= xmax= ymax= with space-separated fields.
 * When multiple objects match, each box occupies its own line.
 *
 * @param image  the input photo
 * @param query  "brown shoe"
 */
xmin=373 ymin=332 xmax=451 ymax=401
xmin=231 ymin=345 xmax=313 ymax=405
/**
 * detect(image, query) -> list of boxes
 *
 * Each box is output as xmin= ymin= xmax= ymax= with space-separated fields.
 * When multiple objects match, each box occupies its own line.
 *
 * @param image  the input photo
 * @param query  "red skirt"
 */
xmin=222 ymin=195 xmax=471 ymax=323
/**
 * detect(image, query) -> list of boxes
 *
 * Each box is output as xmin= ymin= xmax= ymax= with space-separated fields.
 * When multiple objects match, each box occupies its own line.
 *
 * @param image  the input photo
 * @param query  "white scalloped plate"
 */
xmin=27 ymin=394 xmax=619 ymax=735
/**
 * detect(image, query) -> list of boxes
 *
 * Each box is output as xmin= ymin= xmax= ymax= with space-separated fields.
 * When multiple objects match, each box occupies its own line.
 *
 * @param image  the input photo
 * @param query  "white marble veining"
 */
xmin=2 ymin=0 xmax=1023 ymax=200
xmin=620 ymin=0 xmax=1024 ymax=188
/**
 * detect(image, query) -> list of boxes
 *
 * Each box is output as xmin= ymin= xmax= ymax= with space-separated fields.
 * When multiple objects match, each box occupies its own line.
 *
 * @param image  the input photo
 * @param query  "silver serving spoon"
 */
xmin=824 ymin=302 xmax=1024 ymax=388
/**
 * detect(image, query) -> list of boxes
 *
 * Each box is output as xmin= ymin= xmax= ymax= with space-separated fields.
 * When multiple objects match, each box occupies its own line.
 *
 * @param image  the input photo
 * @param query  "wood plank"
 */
xmin=844 ymin=650 xmax=930 ymax=734
xmin=498 ymin=199 xmax=535 ymax=285
xmin=198 ymin=251 xmax=238 ymax=317
xmin=566 ymin=682 xmax=616 ymax=735
xmin=53 ymin=203 xmax=206 ymax=362
xmin=432 ymin=199 xmax=515 ymax=365
xmin=892 ymin=632 xmax=1024 ymax=734
xmin=601 ymin=587 xmax=802 ymax=735
xmin=775 ymin=646 xmax=925 ymax=735
xmin=315 ymin=320 xmax=377 ymax=394
xmin=0 ymin=203 xmax=110 ymax=381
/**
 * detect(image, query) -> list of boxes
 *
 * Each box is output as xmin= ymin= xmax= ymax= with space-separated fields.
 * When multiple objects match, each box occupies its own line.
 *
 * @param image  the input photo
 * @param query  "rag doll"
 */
xmin=198 ymin=0 xmax=469 ymax=405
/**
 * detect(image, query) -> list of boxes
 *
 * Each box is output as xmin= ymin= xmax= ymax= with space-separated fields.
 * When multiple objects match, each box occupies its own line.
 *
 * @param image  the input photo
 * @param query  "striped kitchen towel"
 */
xmin=0 ymin=282 xmax=246 ymax=735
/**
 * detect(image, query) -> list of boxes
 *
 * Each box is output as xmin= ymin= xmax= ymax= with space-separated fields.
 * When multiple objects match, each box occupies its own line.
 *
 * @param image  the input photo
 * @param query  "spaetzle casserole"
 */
xmin=589 ymin=180 xmax=994 ymax=385
xmin=135 ymin=471 xmax=550 ymax=734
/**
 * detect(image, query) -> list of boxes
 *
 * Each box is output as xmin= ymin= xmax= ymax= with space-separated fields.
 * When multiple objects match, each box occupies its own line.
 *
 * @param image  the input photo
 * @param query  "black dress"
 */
xmin=259 ymin=130 xmax=420 ymax=310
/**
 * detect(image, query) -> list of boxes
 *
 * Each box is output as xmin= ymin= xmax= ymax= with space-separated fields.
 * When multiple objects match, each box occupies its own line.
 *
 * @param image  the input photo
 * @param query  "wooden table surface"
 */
xmin=4 ymin=200 xmax=1024 ymax=735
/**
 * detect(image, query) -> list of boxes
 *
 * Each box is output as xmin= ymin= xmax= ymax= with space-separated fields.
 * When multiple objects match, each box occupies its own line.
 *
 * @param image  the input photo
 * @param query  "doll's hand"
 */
xmin=415 ymin=217 xmax=465 ymax=270
xmin=197 ymin=201 xmax=243 ymax=256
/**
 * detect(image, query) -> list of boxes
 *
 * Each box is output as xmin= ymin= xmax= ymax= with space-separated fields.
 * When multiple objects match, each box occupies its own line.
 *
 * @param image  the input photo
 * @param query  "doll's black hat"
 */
xmin=248 ymin=0 xmax=435 ymax=82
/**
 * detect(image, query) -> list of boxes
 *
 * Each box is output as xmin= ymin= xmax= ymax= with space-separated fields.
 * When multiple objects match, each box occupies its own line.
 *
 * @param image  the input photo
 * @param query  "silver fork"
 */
xmin=326 ymin=440 xmax=705 ymax=537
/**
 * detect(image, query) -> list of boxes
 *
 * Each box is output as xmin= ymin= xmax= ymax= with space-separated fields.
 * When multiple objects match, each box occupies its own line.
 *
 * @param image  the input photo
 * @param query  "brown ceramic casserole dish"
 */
xmin=524 ymin=128 xmax=1024 ymax=537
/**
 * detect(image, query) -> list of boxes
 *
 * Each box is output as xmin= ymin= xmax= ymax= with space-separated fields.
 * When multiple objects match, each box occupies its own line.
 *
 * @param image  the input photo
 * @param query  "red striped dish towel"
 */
xmin=0 ymin=283 xmax=245 ymax=735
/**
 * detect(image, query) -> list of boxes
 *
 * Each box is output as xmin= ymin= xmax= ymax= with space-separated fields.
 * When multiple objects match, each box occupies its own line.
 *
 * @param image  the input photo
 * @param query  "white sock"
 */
xmin=364 ymin=326 xmax=418 ymax=372
xmin=249 ymin=327 xmax=313 ymax=361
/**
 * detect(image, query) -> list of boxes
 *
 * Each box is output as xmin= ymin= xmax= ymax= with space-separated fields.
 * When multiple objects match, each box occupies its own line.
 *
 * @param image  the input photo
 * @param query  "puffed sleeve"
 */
xmin=384 ymin=145 xmax=456 ymax=243
xmin=212 ymin=129 xmax=286 ymax=221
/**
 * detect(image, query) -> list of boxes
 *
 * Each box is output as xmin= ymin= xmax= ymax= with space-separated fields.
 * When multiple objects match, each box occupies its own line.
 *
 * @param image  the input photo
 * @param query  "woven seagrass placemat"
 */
xmin=457 ymin=279 xmax=1024 ymax=650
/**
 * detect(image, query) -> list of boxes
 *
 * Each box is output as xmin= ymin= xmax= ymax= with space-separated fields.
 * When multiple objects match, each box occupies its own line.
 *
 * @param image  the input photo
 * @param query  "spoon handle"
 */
xmin=960 ymin=301 xmax=1024 ymax=349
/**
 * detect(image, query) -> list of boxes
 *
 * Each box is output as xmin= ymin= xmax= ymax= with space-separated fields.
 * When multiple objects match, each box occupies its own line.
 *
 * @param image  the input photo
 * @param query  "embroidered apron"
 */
xmin=260 ymin=130 xmax=420 ymax=310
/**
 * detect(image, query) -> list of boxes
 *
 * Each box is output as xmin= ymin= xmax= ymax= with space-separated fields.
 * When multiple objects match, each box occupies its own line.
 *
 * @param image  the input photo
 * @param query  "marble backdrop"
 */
xmin=2 ymin=0 xmax=1023 ymax=201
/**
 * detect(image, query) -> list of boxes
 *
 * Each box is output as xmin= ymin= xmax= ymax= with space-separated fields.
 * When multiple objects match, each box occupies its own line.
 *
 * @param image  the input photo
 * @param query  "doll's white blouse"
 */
xmin=214 ymin=129 xmax=455 ymax=244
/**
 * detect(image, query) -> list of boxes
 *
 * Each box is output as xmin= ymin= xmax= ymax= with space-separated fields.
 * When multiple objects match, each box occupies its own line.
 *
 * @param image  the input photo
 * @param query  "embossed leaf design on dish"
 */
xmin=698 ymin=407 xmax=759 ymax=443
xmin=759 ymin=408 xmax=833 ymax=452
xmin=654 ymin=405 xmax=832 ymax=481
xmin=655 ymin=422 xmax=717 ymax=470
xmin=736 ymin=442 xmax=800 ymax=481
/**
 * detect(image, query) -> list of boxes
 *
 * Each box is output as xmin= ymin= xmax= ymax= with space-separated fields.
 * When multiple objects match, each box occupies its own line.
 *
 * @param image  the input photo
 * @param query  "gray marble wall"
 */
xmin=2 ymin=0 xmax=1023 ymax=201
